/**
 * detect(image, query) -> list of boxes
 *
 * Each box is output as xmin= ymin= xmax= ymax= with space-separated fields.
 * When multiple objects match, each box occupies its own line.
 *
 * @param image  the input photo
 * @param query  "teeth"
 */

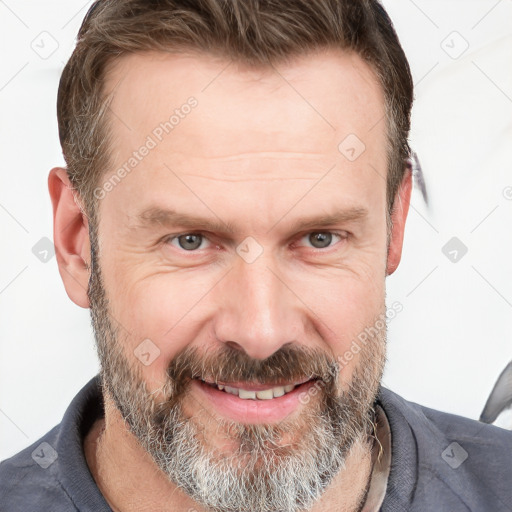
xmin=272 ymin=386 xmax=285 ymax=398
xmin=213 ymin=383 xmax=298 ymax=400
xmin=224 ymin=386 xmax=239 ymax=396
xmin=255 ymin=389 xmax=274 ymax=400
xmin=239 ymin=389 xmax=257 ymax=399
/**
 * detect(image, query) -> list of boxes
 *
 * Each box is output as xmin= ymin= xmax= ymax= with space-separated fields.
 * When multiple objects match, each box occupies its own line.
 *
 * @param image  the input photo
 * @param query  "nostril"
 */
xmin=224 ymin=340 xmax=245 ymax=353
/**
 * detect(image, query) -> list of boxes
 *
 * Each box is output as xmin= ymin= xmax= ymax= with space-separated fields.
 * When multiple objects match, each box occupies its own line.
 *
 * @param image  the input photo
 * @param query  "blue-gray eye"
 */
xmin=308 ymin=232 xmax=334 ymax=249
xmin=176 ymin=234 xmax=204 ymax=250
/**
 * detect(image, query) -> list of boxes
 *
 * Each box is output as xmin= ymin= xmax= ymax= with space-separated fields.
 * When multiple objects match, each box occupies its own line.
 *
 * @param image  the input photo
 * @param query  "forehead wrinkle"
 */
xmin=165 ymin=153 xmax=339 ymax=182
xmin=178 ymin=151 xmax=332 ymax=160
xmin=175 ymin=174 xmax=322 ymax=183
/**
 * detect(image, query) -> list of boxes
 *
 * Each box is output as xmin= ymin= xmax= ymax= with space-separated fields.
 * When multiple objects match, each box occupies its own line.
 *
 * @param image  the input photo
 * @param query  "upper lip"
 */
xmin=200 ymin=377 xmax=314 ymax=391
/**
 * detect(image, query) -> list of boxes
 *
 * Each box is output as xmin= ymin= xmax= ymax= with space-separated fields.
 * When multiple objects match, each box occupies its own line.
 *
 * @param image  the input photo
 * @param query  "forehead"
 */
xmin=99 ymin=49 xmax=387 ymax=226
xmin=104 ymin=48 xmax=385 ymax=152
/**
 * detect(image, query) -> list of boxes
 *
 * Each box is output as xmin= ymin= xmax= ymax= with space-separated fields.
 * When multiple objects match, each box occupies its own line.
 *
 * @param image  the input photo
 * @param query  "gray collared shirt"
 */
xmin=1 ymin=376 xmax=511 ymax=511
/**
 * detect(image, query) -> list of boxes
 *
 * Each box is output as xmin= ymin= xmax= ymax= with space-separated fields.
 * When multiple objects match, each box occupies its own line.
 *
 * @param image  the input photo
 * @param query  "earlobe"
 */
xmin=48 ymin=167 xmax=91 ymax=308
xmin=386 ymin=168 xmax=412 ymax=275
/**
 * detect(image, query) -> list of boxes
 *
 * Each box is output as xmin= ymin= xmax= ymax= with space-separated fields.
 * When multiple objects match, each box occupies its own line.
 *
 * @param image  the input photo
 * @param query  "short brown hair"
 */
xmin=57 ymin=0 xmax=413 ymax=219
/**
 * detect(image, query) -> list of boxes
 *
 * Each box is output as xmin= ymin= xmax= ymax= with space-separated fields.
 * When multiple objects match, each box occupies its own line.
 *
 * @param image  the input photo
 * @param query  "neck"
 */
xmin=84 ymin=395 xmax=375 ymax=512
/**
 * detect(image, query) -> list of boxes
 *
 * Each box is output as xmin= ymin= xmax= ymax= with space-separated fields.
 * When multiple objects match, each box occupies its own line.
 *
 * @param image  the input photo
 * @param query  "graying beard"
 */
xmin=99 ymin=337 xmax=377 ymax=512
xmin=88 ymin=232 xmax=382 ymax=512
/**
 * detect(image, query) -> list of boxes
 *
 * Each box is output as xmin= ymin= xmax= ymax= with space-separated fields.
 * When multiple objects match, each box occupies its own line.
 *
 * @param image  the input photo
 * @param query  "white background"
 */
xmin=1 ymin=0 xmax=511 ymax=461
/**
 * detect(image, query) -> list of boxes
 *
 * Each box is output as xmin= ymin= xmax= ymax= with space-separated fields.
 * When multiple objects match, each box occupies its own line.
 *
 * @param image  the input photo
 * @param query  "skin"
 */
xmin=49 ymin=48 xmax=411 ymax=511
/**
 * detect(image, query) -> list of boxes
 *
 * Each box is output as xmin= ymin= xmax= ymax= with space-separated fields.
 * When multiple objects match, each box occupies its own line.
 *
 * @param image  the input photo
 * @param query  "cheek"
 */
xmin=103 ymin=268 xmax=219 ymax=378
xmin=290 ymin=263 xmax=386 ymax=372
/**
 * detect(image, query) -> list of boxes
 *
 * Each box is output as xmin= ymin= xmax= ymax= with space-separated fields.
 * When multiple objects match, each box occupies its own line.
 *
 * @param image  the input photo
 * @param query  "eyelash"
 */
xmin=163 ymin=231 xmax=349 ymax=253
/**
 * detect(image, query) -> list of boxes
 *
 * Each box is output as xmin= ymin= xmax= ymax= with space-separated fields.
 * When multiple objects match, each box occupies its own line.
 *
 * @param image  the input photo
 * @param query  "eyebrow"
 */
xmin=133 ymin=206 xmax=368 ymax=235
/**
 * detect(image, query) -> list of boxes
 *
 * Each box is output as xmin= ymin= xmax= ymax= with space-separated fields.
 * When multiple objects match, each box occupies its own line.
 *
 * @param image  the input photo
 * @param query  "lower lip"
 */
xmin=192 ymin=379 xmax=317 ymax=424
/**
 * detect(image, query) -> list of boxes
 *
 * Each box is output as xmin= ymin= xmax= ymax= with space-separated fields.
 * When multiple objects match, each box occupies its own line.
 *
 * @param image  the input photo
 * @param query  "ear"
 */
xmin=386 ymin=168 xmax=412 ymax=275
xmin=48 ymin=167 xmax=91 ymax=308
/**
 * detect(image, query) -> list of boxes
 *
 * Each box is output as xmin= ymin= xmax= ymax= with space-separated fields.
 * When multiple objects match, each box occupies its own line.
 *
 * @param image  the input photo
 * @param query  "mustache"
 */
xmin=166 ymin=344 xmax=340 ymax=393
xmin=151 ymin=345 xmax=349 ymax=431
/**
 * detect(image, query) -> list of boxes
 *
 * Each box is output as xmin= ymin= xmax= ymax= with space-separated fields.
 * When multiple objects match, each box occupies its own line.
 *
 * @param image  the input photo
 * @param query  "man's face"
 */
xmin=88 ymin=49 xmax=396 ymax=511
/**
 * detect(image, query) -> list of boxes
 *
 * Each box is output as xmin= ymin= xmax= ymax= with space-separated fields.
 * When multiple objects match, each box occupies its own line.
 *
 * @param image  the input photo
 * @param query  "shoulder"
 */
xmin=0 ymin=376 xmax=107 ymax=512
xmin=378 ymin=387 xmax=512 ymax=511
xmin=0 ymin=425 xmax=77 ymax=511
xmin=380 ymin=386 xmax=512 ymax=452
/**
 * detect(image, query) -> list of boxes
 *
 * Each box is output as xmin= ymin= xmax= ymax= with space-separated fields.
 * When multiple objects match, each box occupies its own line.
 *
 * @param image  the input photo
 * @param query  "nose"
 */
xmin=212 ymin=252 xmax=302 ymax=360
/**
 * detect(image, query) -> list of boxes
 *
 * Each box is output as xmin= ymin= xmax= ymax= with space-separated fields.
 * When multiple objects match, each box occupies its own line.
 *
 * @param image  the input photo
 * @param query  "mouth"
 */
xmin=192 ymin=377 xmax=319 ymax=423
xmin=199 ymin=379 xmax=307 ymax=400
